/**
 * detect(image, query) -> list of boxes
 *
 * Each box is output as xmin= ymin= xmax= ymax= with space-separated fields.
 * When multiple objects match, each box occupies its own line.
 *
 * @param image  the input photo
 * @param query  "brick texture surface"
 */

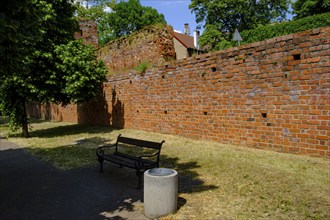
xmin=97 ymin=24 xmax=176 ymax=74
xmin=74 ymin=20 xmax=98 ymax=48
xmin=27 ymin=27 xmax=330 ymax=157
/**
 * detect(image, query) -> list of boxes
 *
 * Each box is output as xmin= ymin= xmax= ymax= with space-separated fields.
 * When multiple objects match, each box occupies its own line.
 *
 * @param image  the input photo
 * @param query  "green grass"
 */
xmin=134 ymin=61 xmax=151 ymax=75
xmin=0 ymin=116 xmax=10 ymax=138
xmin=1 ymin=118 xmax=329 ymax=219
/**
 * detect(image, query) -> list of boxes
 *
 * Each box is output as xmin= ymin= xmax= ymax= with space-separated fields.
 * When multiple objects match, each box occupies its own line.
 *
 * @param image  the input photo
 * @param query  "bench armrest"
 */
xmin=138 ymin=151 xmax=159 ymax=159
xmin=135 ymin=151 xmax=160 ymax=169
xmin=96 ymin=144 xmax=116 ymax=156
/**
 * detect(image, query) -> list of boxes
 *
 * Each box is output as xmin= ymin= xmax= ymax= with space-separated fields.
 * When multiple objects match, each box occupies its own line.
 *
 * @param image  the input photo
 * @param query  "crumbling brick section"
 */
xmin=97 ymin=24 xmax=176 ymax=74
xmin=74 ymin=19 xmax=98 ymax=48
xmin=102 ymin=27 xmax=329 ymax=157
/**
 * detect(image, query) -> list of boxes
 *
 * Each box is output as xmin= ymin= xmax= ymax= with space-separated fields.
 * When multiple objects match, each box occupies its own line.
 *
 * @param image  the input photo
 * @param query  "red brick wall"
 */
xmin=97 ymin=24 xmax=176 ymax=74
xmin=98 ymin=27 xmax=329 ymax=157
xmin=26 ymin=103 xmax=78 ymax=123
xmin=28 ymin=27 xmax=330 ymax=157
xmin=74 ymin=19 xmax=98 ymax=48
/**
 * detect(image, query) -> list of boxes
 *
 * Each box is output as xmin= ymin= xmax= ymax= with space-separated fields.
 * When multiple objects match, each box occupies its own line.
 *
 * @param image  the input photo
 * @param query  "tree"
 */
xmin=0 ymin=0 xmax=108 ymax=137
xmin=293 ymin=0 xmax=330 ymax=19
xmin=189 ymin=0 xmax=290 ymax=50
xmin=76 ymin=0 xmax=166 ymax=45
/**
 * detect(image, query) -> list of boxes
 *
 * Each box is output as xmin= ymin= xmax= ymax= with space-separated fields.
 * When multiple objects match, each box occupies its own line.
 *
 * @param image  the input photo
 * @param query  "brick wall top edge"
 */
xmin=106 ymin=27 xmax=329 ymax=80
xmin=99 ymin=24 xmax=169 ymax=50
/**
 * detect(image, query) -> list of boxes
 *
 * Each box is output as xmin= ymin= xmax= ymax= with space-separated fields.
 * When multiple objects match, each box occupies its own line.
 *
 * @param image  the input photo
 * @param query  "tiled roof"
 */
xmin=173 ymin=32 xmax=196 ymax=49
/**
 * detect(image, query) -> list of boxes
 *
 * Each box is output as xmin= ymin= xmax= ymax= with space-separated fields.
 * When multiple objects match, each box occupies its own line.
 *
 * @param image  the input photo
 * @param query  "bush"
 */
xmin=134 ymin=61 xmax=151 ymax=75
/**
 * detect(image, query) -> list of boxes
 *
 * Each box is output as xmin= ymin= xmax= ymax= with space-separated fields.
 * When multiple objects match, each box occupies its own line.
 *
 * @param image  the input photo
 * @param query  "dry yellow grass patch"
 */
xmin=1 ymin=118 xmax=329 ymax=219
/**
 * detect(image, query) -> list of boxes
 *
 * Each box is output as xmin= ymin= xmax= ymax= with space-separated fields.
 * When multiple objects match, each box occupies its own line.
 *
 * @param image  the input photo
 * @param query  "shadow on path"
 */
xmin=0 ymin=139 xmax=218 ymax=219
xmin=0 ymin=140 xmax=146 ymax=220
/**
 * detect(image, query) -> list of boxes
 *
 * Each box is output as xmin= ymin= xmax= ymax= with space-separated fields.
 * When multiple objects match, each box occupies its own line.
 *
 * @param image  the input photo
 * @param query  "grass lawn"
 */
xmin=1 ymin=117 xmax=329 ymax=219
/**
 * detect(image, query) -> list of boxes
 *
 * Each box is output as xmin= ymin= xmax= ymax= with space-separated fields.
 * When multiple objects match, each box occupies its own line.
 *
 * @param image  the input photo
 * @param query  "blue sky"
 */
xmin=140 ymin=0 xmax=199 ymax=33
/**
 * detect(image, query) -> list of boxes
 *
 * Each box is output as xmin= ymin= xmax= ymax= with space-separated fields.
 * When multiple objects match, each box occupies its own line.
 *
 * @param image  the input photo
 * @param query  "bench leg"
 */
xmin=98 ymin=157 xmax=104 ymax=173
xmin=136 ymin=170 xmax=143 ymax=189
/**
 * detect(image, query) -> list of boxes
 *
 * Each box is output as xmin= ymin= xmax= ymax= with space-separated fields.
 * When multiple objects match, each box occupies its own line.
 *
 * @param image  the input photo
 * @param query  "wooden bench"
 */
xmin=96 ymin=134 xmax=165 ymax=188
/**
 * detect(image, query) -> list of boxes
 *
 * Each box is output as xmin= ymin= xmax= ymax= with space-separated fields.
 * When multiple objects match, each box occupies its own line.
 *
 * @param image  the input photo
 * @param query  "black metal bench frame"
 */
xmin=96 ymin=134 xmax=165 ymax=188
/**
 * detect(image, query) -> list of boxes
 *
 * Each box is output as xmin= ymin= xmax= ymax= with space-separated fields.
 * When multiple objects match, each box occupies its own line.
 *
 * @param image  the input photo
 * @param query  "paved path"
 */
xmin=0 ymin=139 xmax=148 ymax=220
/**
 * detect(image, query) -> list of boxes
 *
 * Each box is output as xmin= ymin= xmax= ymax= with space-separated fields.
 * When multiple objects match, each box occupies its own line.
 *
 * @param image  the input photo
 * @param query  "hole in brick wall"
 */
xmin=203 ymin=111 xmax=208 ymax=115
xmin=130 ymin=80 xmax=132 ymax=84
xmin=80 ymin=30 xmax=83 ymax=36
xmin=267 ymin=122 xmax=272 ymax=126
xmin=211 ymin=67 xmax=217 ymax=72
xmin=261 ymin=113 xmax=267 ymax=118
xmin=137 ymin=110 xmax=139 ymax=113
xmin=162 ymin=75 xmax=165 ymax=79
xmin=293 ymin=54 xmax=301 ymax=60
xmin=164 ymin=110 xmax=167 ymax=114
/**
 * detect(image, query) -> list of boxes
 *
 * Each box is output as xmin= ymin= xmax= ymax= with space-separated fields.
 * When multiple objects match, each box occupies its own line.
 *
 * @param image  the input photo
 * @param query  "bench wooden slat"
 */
xmin=117 ymin=136 xmax=164 ymax=149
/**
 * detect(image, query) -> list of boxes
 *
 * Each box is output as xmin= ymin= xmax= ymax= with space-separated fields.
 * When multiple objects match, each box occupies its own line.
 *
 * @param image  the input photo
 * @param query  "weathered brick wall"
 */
xmin=74 ymin=19 xmax=98 ymax=48
xmin=27 ymin=27 xmax=330 ymax=157
xmin=26 ymin=103 xmax=78 ymax=123
xmin=97 ymin=24 xmax=176 ymax=74
xmin=96 ymin=27 xmax=329 ymax=157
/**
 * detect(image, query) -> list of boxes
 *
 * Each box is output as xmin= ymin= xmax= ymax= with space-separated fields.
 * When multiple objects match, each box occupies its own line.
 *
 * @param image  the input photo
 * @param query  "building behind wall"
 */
xmin=173 ymin=23 xmax=201 ymax=60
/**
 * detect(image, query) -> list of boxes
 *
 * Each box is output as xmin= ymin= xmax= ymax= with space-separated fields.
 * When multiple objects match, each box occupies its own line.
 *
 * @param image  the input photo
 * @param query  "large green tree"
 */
xmin=0 ymin=0 xmax=107 ymax=137
xmin=293 ymin=0 xmax=330 ymax=19
xmin=76 ymin=0 xmax=166 ymax=45
xmin=189 ymin=0 xmax=290 ymax=50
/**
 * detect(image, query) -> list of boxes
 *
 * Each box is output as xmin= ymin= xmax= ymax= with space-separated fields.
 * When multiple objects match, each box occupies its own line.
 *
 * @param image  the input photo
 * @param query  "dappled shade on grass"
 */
xmin=1 ymin=118 xmax=329 ymax=219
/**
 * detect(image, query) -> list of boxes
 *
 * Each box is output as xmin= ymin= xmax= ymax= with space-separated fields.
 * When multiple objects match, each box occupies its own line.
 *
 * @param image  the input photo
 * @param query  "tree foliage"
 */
xmin=76 ymin=0 xmax=166 ymax=45
xmin=292 ymin=0 xmax=330 ymax=19
xmin=107 ymin=0 xmax=166 ymax=38
xmin=0 ymin=0 xmax=107 ymax=137
xmin=238 ymin=12 xmax=330 ymax=45
xmin=189 ymin=0 xmax=290 ymax=50
xmin=203 ymin=12 xmax=330 ymax=51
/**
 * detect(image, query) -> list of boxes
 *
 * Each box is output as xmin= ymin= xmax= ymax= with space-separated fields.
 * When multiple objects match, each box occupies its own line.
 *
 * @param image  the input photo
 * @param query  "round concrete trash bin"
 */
xmin=144 ymin=168 xmax=178 ymax=219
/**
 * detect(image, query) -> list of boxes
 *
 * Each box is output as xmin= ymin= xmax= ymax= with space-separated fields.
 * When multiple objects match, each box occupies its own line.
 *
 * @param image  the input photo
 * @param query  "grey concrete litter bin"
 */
xmin=144 ymin=168 xmax=178 ymax=219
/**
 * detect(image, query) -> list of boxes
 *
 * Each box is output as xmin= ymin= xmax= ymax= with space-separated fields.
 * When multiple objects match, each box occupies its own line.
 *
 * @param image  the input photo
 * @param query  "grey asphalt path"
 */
xmin=0 ymin=139 xmax=148 ymax=220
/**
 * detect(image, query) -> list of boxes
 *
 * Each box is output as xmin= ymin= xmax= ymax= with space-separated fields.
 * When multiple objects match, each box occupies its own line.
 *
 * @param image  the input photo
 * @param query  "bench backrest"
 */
xmin=114 ymin=135 xmax=165 ymax=163
xmin=116 ymin=135 xmax=165 ymax=150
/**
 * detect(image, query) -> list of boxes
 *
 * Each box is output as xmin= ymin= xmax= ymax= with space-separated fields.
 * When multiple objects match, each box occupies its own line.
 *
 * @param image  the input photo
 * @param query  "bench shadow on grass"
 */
xmin=160 ymin=155 xmax=218 ymax=211
xmin=9 ymin=135 xmax=218 ymax=219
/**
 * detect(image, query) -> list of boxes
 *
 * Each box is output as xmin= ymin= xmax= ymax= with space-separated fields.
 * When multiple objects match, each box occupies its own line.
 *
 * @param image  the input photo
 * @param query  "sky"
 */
xmin=139 ymin=0 xmax=199 ymax=34
xmin=84 ymin=0 xmax=294 ymax=35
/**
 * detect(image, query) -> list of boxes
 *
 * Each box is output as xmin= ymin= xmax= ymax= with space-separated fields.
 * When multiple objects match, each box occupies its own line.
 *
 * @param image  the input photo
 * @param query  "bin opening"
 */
xmin=148 ymin=168 xmax=174 ymax=176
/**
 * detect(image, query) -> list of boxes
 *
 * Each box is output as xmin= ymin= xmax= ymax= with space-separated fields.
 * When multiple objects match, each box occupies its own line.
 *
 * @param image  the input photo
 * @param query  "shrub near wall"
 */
xmin=103 ymin=27 xmax=330 ymax=157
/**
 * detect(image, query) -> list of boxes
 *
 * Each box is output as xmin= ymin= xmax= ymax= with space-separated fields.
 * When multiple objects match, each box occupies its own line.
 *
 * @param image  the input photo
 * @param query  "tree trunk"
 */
xmin=22 ymin=121 xmax=29 ymax=138
xmin=21 ymin=102 xmax=30 ymax=138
